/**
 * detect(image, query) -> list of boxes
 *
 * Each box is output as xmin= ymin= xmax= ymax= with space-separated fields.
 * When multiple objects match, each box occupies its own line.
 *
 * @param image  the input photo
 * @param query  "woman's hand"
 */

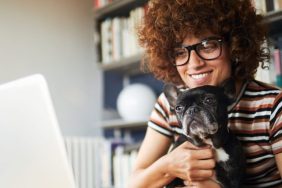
xmin=165 ymin=141 xmax=216 ymax=182
xmin=182 ymin=179 xmax=222 ymax=188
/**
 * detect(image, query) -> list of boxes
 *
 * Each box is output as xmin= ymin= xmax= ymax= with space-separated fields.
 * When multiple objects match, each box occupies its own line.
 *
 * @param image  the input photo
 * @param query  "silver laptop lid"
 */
xmin=0 ymin=74 xmax=76 ymax=188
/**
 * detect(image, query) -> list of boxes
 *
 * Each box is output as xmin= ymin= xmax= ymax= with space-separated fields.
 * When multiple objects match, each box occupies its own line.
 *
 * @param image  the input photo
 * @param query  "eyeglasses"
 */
xmin=171 ymin=37 xmax=223 ymax=66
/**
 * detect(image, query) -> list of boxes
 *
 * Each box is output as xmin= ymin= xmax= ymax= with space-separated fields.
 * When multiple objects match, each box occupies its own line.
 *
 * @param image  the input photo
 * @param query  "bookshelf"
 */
xmin=102 ymin=119 xmax=147 ymax=130
xmin=94 ymin=0 xmax=147 ymax=21
xmin=98 ymin=52 xmax=144 ymax=74
xmin=93 ymin=1 xmax=158 ymax=186
xmin=267 ymin=9 xmax=282 ymax=87
xmin=253 ymin=1 xmax=282 ymax=85
xmin=93 ymin=0 xmax=153 ymax=130
xmin=265 ymin=10 xmax=282 ymax=37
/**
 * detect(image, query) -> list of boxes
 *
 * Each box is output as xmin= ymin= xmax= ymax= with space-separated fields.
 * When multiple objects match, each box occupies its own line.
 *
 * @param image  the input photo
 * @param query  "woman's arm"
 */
xmin=128 ymin=127 xmax=174 ymax=188
xmin=128 ymin=127 xmax=216 ymax=188
xmin=275 ymin=153 xmax=282 ymax=177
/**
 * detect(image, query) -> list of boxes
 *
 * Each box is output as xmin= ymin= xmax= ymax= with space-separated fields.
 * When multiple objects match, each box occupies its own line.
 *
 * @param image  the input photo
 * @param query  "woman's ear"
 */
xmin=163 ymin=83 xmax=179 ymax=109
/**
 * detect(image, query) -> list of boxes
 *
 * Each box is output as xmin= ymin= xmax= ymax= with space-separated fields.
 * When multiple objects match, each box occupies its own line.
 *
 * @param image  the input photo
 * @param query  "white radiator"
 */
xmin=64 ymin=137 xmax=113 ymax=188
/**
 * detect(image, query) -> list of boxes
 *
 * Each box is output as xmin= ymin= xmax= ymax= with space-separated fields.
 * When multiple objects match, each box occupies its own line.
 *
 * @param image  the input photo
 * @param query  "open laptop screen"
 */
xmin=0 ymin=74 xmax=76 ymax=188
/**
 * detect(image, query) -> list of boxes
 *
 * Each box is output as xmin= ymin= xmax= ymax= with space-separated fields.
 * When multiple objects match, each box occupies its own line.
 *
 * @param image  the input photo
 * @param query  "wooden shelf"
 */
xmin=102 ymin=119 xmax=147 ymax=130
xmin=98 ymin=52 xmax=145 ymax=74
xmin=264 ymin=10 xmax=282 ymax=37
xmin=124 ymin=142 xmax=142 ymax=152
xmin=94 ymin=0 xmax=147 ymax=21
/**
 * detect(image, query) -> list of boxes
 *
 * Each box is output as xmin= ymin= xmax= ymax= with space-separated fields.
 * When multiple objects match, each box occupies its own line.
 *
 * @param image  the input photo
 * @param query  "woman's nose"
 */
xmin=187 ymin=50 xmax=205 ymax=69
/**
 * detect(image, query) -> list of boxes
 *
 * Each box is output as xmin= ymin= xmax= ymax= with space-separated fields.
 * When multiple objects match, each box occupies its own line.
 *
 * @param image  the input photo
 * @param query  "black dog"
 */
xmin=164 ymin=80 xmax=245 ymax=188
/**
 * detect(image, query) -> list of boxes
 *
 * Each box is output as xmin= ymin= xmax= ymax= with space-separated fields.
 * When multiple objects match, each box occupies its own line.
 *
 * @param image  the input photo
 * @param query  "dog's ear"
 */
xmin=220 ymin=78 xmax=236 ymax=103
xmin=163 ymin=83 xmax=179 ymax=109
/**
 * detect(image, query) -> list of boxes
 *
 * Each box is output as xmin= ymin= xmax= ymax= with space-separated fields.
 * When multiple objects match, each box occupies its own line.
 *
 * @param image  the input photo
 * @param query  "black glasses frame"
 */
xmin=172 ymin=37 xmax=224 ymax=66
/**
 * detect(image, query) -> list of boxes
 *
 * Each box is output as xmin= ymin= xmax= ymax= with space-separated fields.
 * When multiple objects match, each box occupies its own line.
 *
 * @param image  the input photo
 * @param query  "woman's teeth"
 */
xmin=190 ymin=73 xmax=209 ymax=79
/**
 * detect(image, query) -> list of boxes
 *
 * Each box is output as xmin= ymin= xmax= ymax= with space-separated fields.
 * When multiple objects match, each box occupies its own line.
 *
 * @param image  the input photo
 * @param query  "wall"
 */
xmin=0 ymin=0 xmax=102 ymax=136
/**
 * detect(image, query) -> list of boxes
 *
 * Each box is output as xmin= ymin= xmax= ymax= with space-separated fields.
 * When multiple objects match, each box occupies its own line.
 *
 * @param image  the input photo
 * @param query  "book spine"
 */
xmin=253 ymin=0 xmax=267 ymax=14
xmin=274 ymin=0 xmax=282 ymax=11
xmin=266 ymin=0 xmax=274 ymax=11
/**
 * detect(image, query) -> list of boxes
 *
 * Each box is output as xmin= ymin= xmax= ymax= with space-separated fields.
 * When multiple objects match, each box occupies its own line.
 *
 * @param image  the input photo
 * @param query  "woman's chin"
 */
xmin=186 ymin=78 xmax=213 ymax=88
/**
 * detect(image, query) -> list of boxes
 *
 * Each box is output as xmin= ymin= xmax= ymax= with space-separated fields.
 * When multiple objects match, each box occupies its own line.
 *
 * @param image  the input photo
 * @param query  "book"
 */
xmin=101 ymin=139 xmax=113 ymax=188
xmin=274 ymin=0 xmax=282 ymax=10
xmin=101 ymin=19 xmax=112 ymax=64
xmin=273 ymin=48 xmax=282 ymax=87
xmin=252 ymin=0 xmax=267 ymax=14
xmin=266 ymin=0 xmax=275 ymax=11
xmin=100 ymin=6 xmax=146 ymax=63
xmin=112 ymin=17 xmax=122 ymax=62
xmin=274 ymin=48 xmax=282 ymax=75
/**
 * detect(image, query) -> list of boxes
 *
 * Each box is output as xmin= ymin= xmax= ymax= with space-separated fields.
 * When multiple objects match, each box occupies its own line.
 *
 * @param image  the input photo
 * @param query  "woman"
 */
xmin=129 ymin=0 xmax=282 ymax=187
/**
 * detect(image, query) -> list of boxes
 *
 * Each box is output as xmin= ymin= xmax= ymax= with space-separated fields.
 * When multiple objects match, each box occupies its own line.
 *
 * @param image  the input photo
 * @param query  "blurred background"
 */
xmin=1 ymin=0 xmax=282 ymax=187
xmin=0 ymin=0 xmax=101 ymax=136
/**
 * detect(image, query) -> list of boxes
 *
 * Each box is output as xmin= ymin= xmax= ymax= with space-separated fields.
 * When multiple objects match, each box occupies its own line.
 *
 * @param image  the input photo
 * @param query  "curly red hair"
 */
xmin=138 ymin=0 xmax=269 ymax=85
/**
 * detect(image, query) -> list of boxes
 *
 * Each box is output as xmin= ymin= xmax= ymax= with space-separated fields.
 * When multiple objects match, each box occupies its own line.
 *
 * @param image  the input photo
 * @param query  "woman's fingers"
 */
xmin=189 ymin=169 xmax=214 ymax=180
xmin=192 ymin=158 xmax=216 ymax=169
xmin=167 ymin=141 xmax=216 ymax=181
xmin=180 ymin=142 xmax=214 ymax=158
xmin=180 ymin=141 xmax=209 ymax=149
xmin=188 ymin=147 xmax=214 ymax=160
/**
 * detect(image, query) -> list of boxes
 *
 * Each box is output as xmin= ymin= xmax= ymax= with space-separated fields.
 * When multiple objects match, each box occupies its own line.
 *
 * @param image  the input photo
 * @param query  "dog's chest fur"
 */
xmin=205 ymin=139 xmax=229 ymax=162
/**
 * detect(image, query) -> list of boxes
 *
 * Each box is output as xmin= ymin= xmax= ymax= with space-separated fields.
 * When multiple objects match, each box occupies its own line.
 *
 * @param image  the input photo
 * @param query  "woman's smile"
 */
xmin=189 ymin=71 xmax=212 ymax=80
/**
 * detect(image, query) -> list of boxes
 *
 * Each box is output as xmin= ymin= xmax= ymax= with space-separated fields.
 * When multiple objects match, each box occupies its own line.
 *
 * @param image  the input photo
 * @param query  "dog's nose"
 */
xmin=188 ymin=106 xmax=199 ymax=115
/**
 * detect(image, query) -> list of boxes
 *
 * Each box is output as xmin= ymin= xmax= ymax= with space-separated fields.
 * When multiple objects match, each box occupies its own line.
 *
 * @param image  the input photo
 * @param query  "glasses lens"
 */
xmin=171 ymin=38 xmax=222 ymax=66
xmin=172 ymin=48 xmax=189 ymax=66
xmin=196 ymin=39 xmax=221 ymax=60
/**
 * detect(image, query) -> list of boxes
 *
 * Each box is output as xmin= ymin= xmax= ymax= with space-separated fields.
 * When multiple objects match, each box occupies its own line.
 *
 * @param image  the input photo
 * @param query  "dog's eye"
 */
xmin=175 ymin=105 xmax=184 ymax=112
xmin=204 ymin=96 xmax=216 ymax=104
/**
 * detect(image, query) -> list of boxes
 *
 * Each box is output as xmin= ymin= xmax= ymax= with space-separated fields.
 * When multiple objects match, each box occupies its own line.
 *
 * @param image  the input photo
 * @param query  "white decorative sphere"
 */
xmin=117 ymin=83 xmax=156 ymax=121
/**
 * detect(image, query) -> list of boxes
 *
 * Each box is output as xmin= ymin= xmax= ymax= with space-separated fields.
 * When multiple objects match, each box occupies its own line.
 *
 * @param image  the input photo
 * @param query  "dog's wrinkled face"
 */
xmin=176 ymin=87 xmax=225 ymax=141
xmin=164 ymin=79 xmax=235 ymax=146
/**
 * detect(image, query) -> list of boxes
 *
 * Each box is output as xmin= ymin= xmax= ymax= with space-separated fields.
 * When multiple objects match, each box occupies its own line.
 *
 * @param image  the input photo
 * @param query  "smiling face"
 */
xmin=176 ymin=32 xmax=232 ymax=88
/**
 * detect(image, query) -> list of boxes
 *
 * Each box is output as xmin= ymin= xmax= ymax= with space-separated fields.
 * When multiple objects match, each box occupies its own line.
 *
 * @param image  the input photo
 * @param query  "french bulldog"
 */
xmin=164 ymin=79 xmax=245 ymax=188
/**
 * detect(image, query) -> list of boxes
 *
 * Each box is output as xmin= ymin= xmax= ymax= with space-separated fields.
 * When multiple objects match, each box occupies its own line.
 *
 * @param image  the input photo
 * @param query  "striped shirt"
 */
xmin=148 ymin=80 xmax=282 ymax=187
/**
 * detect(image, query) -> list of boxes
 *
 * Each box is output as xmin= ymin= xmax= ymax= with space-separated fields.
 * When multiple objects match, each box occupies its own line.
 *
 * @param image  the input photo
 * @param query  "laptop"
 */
xmin=0 ymin=74 xmax=76 ymax=188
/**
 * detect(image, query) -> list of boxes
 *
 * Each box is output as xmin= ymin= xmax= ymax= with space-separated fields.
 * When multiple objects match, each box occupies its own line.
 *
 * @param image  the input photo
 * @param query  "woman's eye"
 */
xmin=175 ymin=105 xmax=184 ymax=112
xmin=198 ymin=41 xmax=218 ymax=53
xmin=173 ymin=48 xmax=187 ymax=58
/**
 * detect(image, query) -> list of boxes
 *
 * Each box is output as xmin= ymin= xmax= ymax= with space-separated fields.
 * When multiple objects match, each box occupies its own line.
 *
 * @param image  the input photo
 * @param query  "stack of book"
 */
xmin=273 ymin=48 xmax=282 ymax=87
xmin=256 ymin=40 xmax=282 ymax=88
xmin=64 ymin=136 xmax=138 ymax=188
xmin=100 ymin=6 xmax=145 ymax=64
xmin=252 ymin=0 xmax=282 ymax=13
xmin=113 ymin=145 xmax=138 ymax=187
